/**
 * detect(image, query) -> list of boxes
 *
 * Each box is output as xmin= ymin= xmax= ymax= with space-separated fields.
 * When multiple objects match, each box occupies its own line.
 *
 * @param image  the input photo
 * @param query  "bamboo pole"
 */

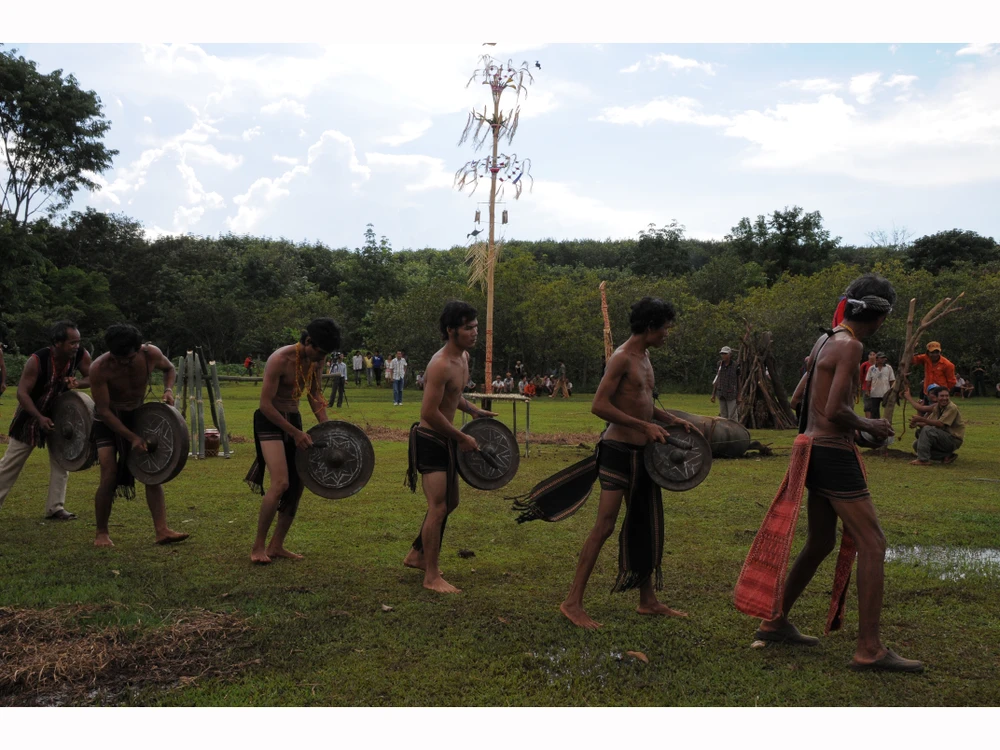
xmin=600 ymin=281 xmax=613 ymax=362
xmin=194 ymin=352 xmax=205 ymax=459
xmin=176 ymin=355 xmax=187 ymax=418
xmin=186 ymin=351 xmax=197 ymax=452
xmin=209 ymin=361 xmax=231 ymax=458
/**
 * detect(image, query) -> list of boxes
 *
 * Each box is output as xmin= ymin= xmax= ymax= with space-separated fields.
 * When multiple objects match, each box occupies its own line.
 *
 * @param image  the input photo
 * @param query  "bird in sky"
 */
xmin=467 ymin=228 xmax=484 ymax=239
xmin=483 ymin=42 xmax=496 ymax=46
xmin=535 ymin=61 xmax=541 ymax=69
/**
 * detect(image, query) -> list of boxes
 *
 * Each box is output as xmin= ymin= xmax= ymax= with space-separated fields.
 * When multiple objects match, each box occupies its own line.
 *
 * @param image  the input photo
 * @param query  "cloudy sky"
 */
xmin=9 ymin=37 xmax=1000 ymax=250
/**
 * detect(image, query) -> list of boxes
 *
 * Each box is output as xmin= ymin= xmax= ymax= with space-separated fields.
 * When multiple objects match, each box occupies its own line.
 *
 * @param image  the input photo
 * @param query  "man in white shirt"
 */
xmin=390 ymin=350 xmax=407 ymax=405
xmin=328 ymin=353 xmax=348 ymax=408
xmin=352 ymin=351 xmax=363 ymax=386
xmin=865 ymin=352 xmax=895 ymax=421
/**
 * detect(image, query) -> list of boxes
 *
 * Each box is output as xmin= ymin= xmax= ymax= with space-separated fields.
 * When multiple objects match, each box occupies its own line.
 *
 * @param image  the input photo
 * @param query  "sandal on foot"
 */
xmin=46 ymin=509 xmax=77 ymax=521
xmin=849 ymin=649 xmax=924 ymax=673
xmin=754 ymin=622 xmax=819 ymax=646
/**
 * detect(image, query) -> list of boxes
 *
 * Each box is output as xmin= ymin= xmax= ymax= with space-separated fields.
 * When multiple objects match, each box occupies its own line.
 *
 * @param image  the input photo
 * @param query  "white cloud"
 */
xmin=594 ymin=97 xmax=730 ymax=127
xmin=378 ymin=119 xmax=433 ymax=147
xmin=298 ymin=129 xmax=307 ymax=139
xmin=176 ymin=162 xmax=225 ymax=209
xmin=649 ymin=53 xmax=715 ymax=75
xmin=956 ymin=43 xmax=998 ymax=57
xmin=524 ymin=180 xmax=652 ymax=239
xmin=272 ymin=155 xmax=300 ymax=166
xmin=172 ymin=205 xmax=205 ymax=233
xmin=620 ymin=61 xmax=641 ymax=74
xmin=365 ymin=152 xmax=452 ymax=191
xmin=260 ymin=98 xmax=308 ymax=118
xmin=143 ymin=115 xmax=153 ymax=124
xmin=227 ymin=165 xmax=310 ymax=233
xmin=115 ymin=97 xmax=124 ymax=109
xmin=242 ymin=126 xmax=262 ymax=141
xmin=849 ymin=72 xmax=882 ymax=104
xmin=780 ymin=78 xmax=843 ymax=93
xmin=886 ymin=74 xmax=918 ymax=90
xmin=307 ymin=130 xmax=370 ymax=184
xmin=889 ymin=44 xmax=899 ymax=55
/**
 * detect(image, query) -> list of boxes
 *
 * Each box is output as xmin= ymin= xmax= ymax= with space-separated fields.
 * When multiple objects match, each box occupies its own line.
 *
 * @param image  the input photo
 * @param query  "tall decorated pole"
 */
xmin=455 ymin=55 xmax=534 ymax=394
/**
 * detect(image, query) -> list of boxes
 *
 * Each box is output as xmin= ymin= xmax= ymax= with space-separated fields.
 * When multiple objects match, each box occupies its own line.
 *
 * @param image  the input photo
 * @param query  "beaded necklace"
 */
xmin=292 ymin=343 xmax=323 ymax=408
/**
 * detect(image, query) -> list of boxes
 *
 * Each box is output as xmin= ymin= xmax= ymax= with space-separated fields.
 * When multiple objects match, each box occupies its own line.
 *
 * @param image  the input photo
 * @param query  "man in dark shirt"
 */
xmin=711 ymin=346 xmax=740 ymax=420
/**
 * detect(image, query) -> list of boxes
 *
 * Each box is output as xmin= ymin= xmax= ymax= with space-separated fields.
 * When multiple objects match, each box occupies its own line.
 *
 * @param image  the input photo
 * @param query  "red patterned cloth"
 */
xmin=734 ymin=433 xmax=860 ymax=633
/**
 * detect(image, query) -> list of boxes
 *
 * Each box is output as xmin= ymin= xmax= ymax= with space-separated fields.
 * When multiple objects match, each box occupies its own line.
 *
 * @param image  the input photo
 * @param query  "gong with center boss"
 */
xmin=296 ymin=421 xmax=375 ymax=499
xmin=643 ymin=421 xmax=712 ymax=492
xmin=49 ymin=391 xmax=97 ymax=472
xmin=457 ymin=418 xmax=520 ymax=490
xmin=127 ymin=402 xmax=190 ymax=485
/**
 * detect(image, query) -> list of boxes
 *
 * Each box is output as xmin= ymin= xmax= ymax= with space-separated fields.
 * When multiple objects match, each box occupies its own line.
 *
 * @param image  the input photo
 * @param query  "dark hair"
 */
xmin=300 ymin=318 xmax=341 ymax=353
xmin=629 ymin=297 xmax=676 ymax=334
xmin=440 ymin=300 xmax=478 ymax=340
xmin=843 ymin=274 xmax=896 ymax=322
xmin=50 ymin=320 xmax=79 ymax=344
xmin=105 ymin=323 xmax=143 ymax=356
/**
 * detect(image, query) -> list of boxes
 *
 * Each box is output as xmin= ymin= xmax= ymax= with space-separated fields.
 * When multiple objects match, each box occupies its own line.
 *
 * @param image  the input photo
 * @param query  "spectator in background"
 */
xmin=911 ymin=341 xmax=956 ymax=403
xmin=543 ymin=375 xmax=552 ymax=395
xmin=352 ymin=350 xmax=363 ymax=386
xmin=859 ymin=350 xmax=876 ymax=418
xmin=504 ymin=371 xmax=514 ymax=393
xmin=971 ymin=361 xmax=987 ymax=398
xmin=243 ymin=355 xmax=254 ymax=377
xmin=865 ymin=352 xmax=895 ymax=421
xmin=710 ymin=345 xmax=740 ymax=420
xmin=390 ymin=350 xmax=407 ymax=405
xmin=416 ymin=370 xmax=425 ymax=390
xmin=328 ymin=353 xmax=347 ymax=408
xmin=518 ymin=375 xmax=527 ymax=395
xmin=953 ymin=372 xmax=974 ymax=399
xmin=524 ymin=378 xmax=537 ymax=398
xmin=903 ymin=384 xmax=964 ymax=466
xmin=373 ymin=350 xmax=384 ymax=387
xmin=383 ymin=354 xmax=392 ymax=387
xmin=364 ymin=351 xmax=374 ymax=385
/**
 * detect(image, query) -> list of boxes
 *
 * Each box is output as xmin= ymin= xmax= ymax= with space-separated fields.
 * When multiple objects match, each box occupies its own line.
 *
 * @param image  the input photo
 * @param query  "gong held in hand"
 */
xmin=128 ymin=402 xmax=190 ymax=485
xmin=49 ymin=391 xmax=98 ymax=472
xmin=296 ymin=421 xmax=375 ymax=499
xmin=456 ymin=418 xmax=520 ymax=491
xmin=643 ymin=421 xmax=712 ymax=492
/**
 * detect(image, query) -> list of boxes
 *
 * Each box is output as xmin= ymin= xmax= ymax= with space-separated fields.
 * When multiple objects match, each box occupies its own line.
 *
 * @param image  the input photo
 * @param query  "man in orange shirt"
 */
xmin=911 ymin=342 xmax=956 ymax=403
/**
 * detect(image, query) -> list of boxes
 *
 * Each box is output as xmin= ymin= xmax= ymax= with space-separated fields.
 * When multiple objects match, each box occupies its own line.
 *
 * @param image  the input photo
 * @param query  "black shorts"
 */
xmin=415 ymin=429 xmax=453 ymax=474
xmin=597 ymin=439 xmax=643 ymax=492
xmin=245 ymin=409 xmax=305 ymax=517
xmin=806 ymin=444 xmax=869 ymax=502
xmin=93 ymin=409 xmax=137 ymax=449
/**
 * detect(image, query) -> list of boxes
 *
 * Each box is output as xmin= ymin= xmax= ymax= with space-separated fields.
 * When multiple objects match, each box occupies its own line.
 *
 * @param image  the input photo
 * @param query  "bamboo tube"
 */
xmin=186 ymin=351 xmax=197 ymax=453
xmin=176 ymin=356 xmax=187 ymax=418
xmin=194 ymin=351 xmax=205 ymax=459
xmin=210 ymin=361 xmax=231 ymax=458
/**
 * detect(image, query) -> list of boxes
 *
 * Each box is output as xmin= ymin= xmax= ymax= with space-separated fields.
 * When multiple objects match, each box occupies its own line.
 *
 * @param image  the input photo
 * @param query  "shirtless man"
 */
xmin=402 ymin=301 xmax=496 ymax=593
xmin=756 ymin=273 xmax=923 ymax=672
xmin=89 ymin=323 xmax=187 ymax=547
xmin=246 ymin=318 xmax=340 ymax=564
xmin=559 ymin=297 xmax=695 ymax=628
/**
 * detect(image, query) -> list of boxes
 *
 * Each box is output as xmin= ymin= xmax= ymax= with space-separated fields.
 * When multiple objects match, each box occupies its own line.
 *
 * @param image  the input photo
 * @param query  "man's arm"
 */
xmin=146 ymin=345 xmax=176 ymax=405
xmin=944 ymin=361 xmax=957 ymax=390
xmin=16 ymin=356 xmax=51 ymax=427
xmin=70 ymin=350 xmax=93 ymax=390
xmin=901 ymin=385 xmax=935 ymax=413
xmin=591 ymin=353 xmax=668 ymax=443
xmin=651 ymin=405 xmax=697 ymax=433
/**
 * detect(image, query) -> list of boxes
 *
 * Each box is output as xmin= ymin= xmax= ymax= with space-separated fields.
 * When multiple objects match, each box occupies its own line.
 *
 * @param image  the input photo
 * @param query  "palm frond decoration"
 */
xmin=465 ymin=238 xmax=504 ymax=291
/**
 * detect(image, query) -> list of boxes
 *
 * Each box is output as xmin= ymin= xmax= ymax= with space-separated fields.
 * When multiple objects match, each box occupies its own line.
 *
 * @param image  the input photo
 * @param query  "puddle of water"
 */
xmin=885 ymin=545 xmax=1000 ymax=581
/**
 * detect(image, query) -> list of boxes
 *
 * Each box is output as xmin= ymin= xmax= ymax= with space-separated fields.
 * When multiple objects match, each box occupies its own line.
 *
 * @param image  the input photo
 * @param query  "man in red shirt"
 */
xmin=911 ymin=342 xmax=956 ymax=403
xmin=859 ymin=350 xmax=876 ymax=418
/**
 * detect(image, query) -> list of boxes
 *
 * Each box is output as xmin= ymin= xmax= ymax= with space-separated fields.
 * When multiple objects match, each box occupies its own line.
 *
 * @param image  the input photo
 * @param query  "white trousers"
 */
xmin=0 ymin=438 xmax=70 ymax=516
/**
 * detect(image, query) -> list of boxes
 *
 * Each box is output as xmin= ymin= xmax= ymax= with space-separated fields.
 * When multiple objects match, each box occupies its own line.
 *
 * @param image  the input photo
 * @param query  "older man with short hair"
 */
xmin=711 ymin=346 xmax=740 ymax=420
xmin=903 ymin=384 xmax=964 ymax=466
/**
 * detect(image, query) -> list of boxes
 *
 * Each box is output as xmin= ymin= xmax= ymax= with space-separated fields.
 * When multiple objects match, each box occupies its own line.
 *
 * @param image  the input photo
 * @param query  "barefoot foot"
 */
xmin=155 ymin=529 xmax=190 ymax=545
xmin=560 ymin=601 xmax=602 ymax=629
xmin=403 ymin=548 xmax=426 ymax=570
xmin=423 ymin=575 xmax=461 ymax=594
xmin=266 ymin=547 xmax=304 ymax=560
xmin=94 ymin=533 xmax=115 ymax=548
xmin=251 ymin=548 xmax=272 ymax=564
xmin=636 ymin=602 xmax=688 ymax=618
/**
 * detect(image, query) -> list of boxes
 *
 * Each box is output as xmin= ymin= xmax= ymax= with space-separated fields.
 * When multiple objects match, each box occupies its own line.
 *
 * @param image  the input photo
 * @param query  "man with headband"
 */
xmin=89 ymin=323 xmax=187 ymax=547
xmin=736 ymin=273 xmax=924 ymax=673
xmin=246 ymin=318 xmax=340 ymax=564
xmin=402 ymin=301 xmax=496 ymax=594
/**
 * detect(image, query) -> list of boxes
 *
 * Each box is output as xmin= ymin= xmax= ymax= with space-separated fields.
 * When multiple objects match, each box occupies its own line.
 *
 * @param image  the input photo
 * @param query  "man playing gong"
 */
xmin=402 ymin=301 xmax=496 ymax=594
xmin=246 ymin=318 xmax=340 ymax=564
xmin=512 ymin=298 xmax=695 ymax=628
xmin=0 ymin=321 xmax=91 ymax=520
xmin=736 ymin=273 xmax=923 ymax=673
xmin=89 ymin=324 xmax=187 ymax=547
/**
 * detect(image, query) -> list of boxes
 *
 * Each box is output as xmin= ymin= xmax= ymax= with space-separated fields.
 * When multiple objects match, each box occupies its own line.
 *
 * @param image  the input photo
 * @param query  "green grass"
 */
xmin=2 ymin=383 xmax=999 ymax=705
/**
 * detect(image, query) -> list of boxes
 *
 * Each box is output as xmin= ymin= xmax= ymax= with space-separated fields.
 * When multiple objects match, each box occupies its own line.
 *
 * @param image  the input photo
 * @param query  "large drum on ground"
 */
xmin=49 ymin=391 xmax=97 ymax=471
xmin=295 ymin=421 xmax=375 ymax=499
xmin=643 ymin=421 xmax=713 ymax=492
xmin=662 ymin=408 xmax=771 ymax=458
xmin=457 ymin=418 xmax=520 ymax=490
xmin=127 ymin=402 xmax=190 ymax=485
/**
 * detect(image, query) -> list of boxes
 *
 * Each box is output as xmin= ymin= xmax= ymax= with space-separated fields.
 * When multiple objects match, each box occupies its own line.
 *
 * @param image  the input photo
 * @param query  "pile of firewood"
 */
xmin=736 ymin=326 xmax=797 ymax=430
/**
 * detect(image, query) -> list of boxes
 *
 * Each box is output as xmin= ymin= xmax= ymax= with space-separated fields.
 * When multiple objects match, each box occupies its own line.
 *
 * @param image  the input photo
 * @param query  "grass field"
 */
xmin=1 ymin=382 xmax=999 ymax=706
